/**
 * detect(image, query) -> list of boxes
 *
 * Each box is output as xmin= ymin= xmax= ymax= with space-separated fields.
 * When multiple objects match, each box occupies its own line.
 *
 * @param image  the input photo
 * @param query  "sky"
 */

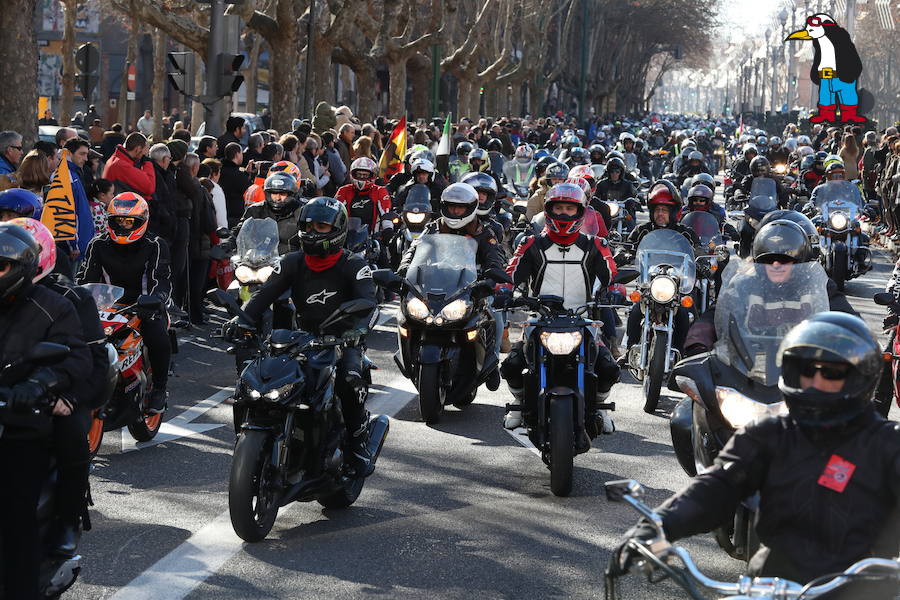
xmin=718 ymin=0 xmax=785 ymax=42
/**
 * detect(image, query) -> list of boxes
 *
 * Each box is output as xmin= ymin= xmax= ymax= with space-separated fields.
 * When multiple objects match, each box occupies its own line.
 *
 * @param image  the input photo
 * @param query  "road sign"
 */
xmin=75 ymin=42 xmax=100 ymax=74
xmin=76 ymin=73 xmax=98 ymax=99
xmin=127 ymin=64 xmax=136 ymax=92
xmin=167 ymin=52 xmax=195 ymax=95
xmin=127 ymin=91 xmax=135 ymax=101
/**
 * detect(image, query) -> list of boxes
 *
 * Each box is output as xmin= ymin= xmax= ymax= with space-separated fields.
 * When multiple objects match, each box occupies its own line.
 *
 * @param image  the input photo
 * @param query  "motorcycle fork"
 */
xmin=270 ymin=411 xmax=294 ymax=483
xmin=640 ymin=307 xmax=674 ymax=371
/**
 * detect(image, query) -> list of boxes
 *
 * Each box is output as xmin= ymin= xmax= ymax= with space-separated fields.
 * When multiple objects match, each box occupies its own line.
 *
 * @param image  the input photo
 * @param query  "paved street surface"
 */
xmin=71 ymin=211 xmax=896 ymax=600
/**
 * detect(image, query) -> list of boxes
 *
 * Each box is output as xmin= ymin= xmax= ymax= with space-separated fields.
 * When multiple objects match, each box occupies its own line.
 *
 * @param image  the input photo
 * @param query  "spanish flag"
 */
xmin=378 ymin=116 xmax=407 ymax=180
xmin=41 ymin=149 xmax=78 ymax=242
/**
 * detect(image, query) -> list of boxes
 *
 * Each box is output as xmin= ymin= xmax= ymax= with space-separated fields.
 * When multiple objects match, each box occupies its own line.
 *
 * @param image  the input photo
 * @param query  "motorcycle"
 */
xmin=82 ymin=283 xmax=171 ymax=455
xmin=209 ymin=289 xmax=389 ymax=543
xmin=624 ymin=229 xmax=697 ymax=414
xmin=872 ymin=291 xmax=900 ymax=418
xmin=371 ymin=234 xmax=511 ymax=424
xmin=604 ymin=197 xmax=640 ymax=245
xmin=735 ymin=178 xmax=778 ymax=258
xmin=668 ymin=260 xmax=828 ymax=560
xmin=0 ymin=342 xmax=82 ymax=598
xmin=680 ymin=211 xmax=728 ymax=314
xmin=390 ymin=198 xmax=433 ymax=271
xmin=811 ymin=180 xmax=871 ymax=290
xmin=603 ymin=478 xmax=900 ymax=600
xmin=501 ymin=272 xmax=637 ymax=496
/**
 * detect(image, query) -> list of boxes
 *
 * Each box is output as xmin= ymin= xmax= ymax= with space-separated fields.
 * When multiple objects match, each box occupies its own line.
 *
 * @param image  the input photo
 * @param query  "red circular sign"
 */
xmin=127 ymin=64 xmax=136 ymax=92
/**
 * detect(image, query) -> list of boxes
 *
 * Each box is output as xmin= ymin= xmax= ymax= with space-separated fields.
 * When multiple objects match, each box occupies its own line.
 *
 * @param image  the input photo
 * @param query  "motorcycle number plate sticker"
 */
xmin=817 ymin=454 xmax=856 ymax=493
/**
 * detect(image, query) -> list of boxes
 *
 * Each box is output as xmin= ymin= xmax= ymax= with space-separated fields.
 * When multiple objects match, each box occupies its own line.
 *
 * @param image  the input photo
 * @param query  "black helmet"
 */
xmin=758 ymin=209 xmax=818 ymax=259
xmin=752 ymin=220 xmax=810 ymax=263
xmin=750 ymin=155 xmax=771 ymax=176
xmin=460 ymin=172 xmax=498 ymax=216
xmin=605 ymin=157 xmax=625 ymax=174
xmin=588 ymin=144 xmax=606 ymax=163
xmin=263 ymin=172 xmax=300 ymax=214
xmin=298 ymin=197 xmax=348 ymax=257
xmin=456 ymin=141 xmax=473 ymax=157
xmin=687 ymin=184 xmax=714 ymax=208
xmin=0 ymin=222 xmax=39 ymax=304
xmin=690 ymin=172 xmax=716 ymax=191
xmin=535 ymin=155 xmax=556 ymax=177
xmin=545 ymin=161 xmax=569 ymax=181
xmin=487 ymin=138 xmax=503 ymax=152
xmin=568 ymin=147 xmax=588 ymax=164
xmin=800 ymin=155 xmax=816 ymax=171
xmin=779 ymin=312 xmax=881 ymax=428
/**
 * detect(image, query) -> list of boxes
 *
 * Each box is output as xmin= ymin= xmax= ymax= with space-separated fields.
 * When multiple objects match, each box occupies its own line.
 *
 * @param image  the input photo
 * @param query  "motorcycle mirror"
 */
xmin=372 ymin=268 xmax=403 ymax=292
xmin=611 ymin=269 xmax=639 ymax=286
xmin=215 ymin=227 xmax=232 ymax=239
xmin=136 ymin=295 xmax=162 ymax=312
xmin=484 ymin=267 xmax=513 ymax=285
xmin=512 ymin=205 xmax=527 ymax=216
xmin=604 ymin=479 xmax=646 ymax=502
xmin=318 ymin=299 xmax=376 ymax=333
xmin=206 ymin=289 xmax=252 ymax=323
xmin=25 ymin=342 xmax=70 ymax=366
xmin=873 ymin=292 xmax=896 ymax=307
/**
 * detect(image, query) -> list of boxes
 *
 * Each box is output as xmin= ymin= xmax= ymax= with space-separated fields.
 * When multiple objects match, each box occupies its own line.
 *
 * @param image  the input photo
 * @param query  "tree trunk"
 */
xmin=529 ymin=80 xmax=547 ymax=116
xmin=457 ymin=77 xmax=474 ymax=120
xmin=510 ymin=83 xmax=523 ymax=117
xmin=191 ymin=55 xmax=204 ymax=134
xmin=152 ymin=28 xmax=166 ymax=141
xmin=311 ymin=39 xmax=332 ymax=111
xmin=388 ymin=56 xmax=407 ymax=118
xmin=120 ymin=9 xmax=139 ymax=132
xmin=0 ymin=0 xmax=39 ymax=148
xmin=354 ymin=68 xmax=378 ymax=122
xmin=245 ymin=34 xmax=262 ymax=114
xmin=60 ymin=0 xmax=78 ymax=125
xmin=408 ymin=55 xmax=430 ymax=120
xmin=269 ymin=37 xmax=300 ymax=132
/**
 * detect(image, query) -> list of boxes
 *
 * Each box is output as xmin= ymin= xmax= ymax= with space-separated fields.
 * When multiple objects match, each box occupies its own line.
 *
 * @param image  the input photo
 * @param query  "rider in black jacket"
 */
xmin=613 ymin=312 xmax=900 ymax=599
xmin=0 ymin=222 xmax=91 ymax=600
xmin=237 ymin=197 xmax=378 ymax=476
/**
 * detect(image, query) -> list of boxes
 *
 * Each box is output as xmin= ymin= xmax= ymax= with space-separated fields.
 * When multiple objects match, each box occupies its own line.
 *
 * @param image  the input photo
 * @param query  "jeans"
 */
xmin=818 ymin=77 xmax=858 ymax=106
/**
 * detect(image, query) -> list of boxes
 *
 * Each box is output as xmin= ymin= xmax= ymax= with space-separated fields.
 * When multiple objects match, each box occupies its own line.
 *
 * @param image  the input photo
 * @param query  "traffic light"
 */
xmin=167 ymin=52 xmax=195 ymax=95
xmin=479 ymin=86 xmax=485 ymax=95
xmin=218 ymin=53 xmax=245 ymax=96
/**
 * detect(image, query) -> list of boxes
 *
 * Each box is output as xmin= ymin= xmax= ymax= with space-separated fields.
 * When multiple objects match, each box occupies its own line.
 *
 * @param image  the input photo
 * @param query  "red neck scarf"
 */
xmin=305 ymin=250 xmax=343 ymax=272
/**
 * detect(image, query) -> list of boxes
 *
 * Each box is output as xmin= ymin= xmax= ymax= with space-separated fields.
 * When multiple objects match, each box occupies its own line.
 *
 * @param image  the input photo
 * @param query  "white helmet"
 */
xmin=350 ymin=156 xmax=378 ymax=191
xmin=514 ymin=144 xmax=534 ymax=162
xmin=439 ymin=183 xmax=479 ymax=230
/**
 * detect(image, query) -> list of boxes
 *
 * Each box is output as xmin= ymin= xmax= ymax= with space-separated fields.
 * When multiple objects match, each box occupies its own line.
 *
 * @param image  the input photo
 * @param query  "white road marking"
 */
xmin=121 ymin=388 xmax=232 ymax=452
xmin=504 ymin=426 xmax=542 ymax=458
xmin=111 ymin=381 xmax=413 ymax=600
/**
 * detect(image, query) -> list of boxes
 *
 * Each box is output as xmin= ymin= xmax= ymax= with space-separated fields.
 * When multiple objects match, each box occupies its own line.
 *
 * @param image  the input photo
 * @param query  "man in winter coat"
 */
xmin=102 ymin=133 xmax=156 ymax=200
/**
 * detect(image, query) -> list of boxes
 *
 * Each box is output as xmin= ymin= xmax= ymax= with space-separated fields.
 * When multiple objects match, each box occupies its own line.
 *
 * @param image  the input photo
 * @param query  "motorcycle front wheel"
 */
xmin=87 ymin=413 xmax=104 ymax=458
xmin=229 ymin=430 xmax=279 ymax=542
xmin=642 ymin=336 xmax=667 ymax=413
xmin=417 ymin=363 xmax=445 ymax=424
xmin=549 ymin=396 xmax=575 ymax=497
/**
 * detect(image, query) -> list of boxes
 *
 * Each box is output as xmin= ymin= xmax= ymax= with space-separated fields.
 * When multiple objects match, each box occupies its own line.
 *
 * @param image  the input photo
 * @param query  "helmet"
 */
xmin=468 ymin=148 xmax=489 ymax=172
xmin=750 ymin=155 xmax=771 ymax=176
xmin=783 ymin=138 xmax=798 ymax=152
xmin=350 ymin=156 xmax=378 ymax=191
xmin=563 ymin=135 xmax=581 ymax=149
xmin=634 ymin=139 xmax=645 ymax=152
xmin=797 ymin=146 xmax=814 ymax=159
xmin=533 ymin=149 xmax=550 ymax=162
xmin=298 ymin=197 xmax=348 ymax=256
xmin=564 ymin=177 xmax=592 ymax=199
xmin=0 ymin=189 xmax=42 ymax=219
xmin=544 ymin=183 xmax=586 ymax=245
xmin=682 ymin=139 xmax=696 ymax=149
xmin=758 ymin=210 xmax=819 ymax=258
xmin=107 ymin=192 xmax=150 ymax=244
xmin=460 ymin=172 xmax=498 ymax=216
xmin=714 ymin=127 xmax=723 ymax=135
xmin=269 ymin=160 xmax=301 ymax=181
xmin=823 ymin=154 xmax=844 ymax=170
xmin=439 ymin=183 xmax=479 ymax=230
xmin=8 ymin=218 xmax=54 ymax=282
xmin=568 ymin=147 xmax=589 ymax=165
xmin=648 ymin=182 xmax=680 ymax=213
xmin=778 ymin=312 xmax=881 ymax=428
xmin=756 ymin=135 xmax=768 ymax=146
xmin=410 ymin=158 xmax=435 ymax=182
xmin=688 ymin=150 xmax=704 ymax=162
xmin=619 ymin=132 xmax=635 ymax=143
xmin=690 ymin=172 xmax=716 ymax=191
xmin=405 ymin=144 xmax=429 ymax=164
xmin=0 ymin=222 xmax=39 ymax=303
xmin=797 ymin=135 xmax=811 ymax=146
xmin=263 ymin=172 xmax=300 ymax=214
xmin=686 ymin=185 xmax=714 ymax=210
xmin=825 ymin=161 xmax=845 ymax=179
xmin=514 ymin=144 xmax=534 ymax=161
xmin=568 ymin=165 xmax=596 ymax=189
xmin=402 ymin=184 xmax=433 ymax=231
xmin=742 ymin=144 xmax=759 ymax=159
xmin=799 ymin=155 xmax=816 ymax=171
xmin=535 ymin=155 xmax=556 ymax=178
xmin=456 ymin=141 xmax=473 ymax=157
xmin=545 ymin=161 xmax=569 ymax=182
xmin=814 ymin=150 xmax=829 ymax=162
xmin=607 ymin=150 xmax=624 ymax=162
xmin=588 ymin=144 xmax=606 ymax=164
xmin=410 ymin=149 xmax=436 ymax=164
xmin=487 ymin=138 xmax=503 ymax=152
xmin=752 ymin=220 xmax=810 ymax=263
xmin=769 ymin=136 xmax=782 ymax=147
xmin=605 ymin=157 xmax=625 ymax=175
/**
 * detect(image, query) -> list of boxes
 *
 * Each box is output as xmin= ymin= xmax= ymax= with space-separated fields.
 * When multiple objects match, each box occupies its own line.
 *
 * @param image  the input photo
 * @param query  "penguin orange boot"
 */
xmin=839 ymin=105 xmax=867 ymax=123
xmin=809 ymin=104 xmax=836 ymax=123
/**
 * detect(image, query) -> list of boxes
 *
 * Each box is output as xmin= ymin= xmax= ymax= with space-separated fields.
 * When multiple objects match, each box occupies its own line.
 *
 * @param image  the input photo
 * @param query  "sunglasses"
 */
xmin=757 ymin=256 xmax=795 ymax=265
xmin=799 ymin=361 xmax=850 ymax=380
xmin=9 ymin=146 xmax=22 ymax=151
xmin=351 ymin=171 xmax=373 ymax=180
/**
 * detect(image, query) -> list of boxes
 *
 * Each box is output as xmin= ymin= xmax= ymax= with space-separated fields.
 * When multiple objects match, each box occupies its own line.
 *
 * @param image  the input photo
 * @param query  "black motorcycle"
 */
xmin=372 ymin=234 xmax=511 ymax=424
xmin=209 ymin=290 xmax=389 ymax=543
xmin=667 ymin=260 xmax=828 ymax=561
xmin=501 ymin=273 xmax=636 ymax=496
xmin=0 ymin=342 xmax=83 ymax=598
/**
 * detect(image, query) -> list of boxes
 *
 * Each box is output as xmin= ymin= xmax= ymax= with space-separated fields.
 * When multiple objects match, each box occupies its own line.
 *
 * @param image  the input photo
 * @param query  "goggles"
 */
xmin=799 ymin=361 xmax=850 ymax=380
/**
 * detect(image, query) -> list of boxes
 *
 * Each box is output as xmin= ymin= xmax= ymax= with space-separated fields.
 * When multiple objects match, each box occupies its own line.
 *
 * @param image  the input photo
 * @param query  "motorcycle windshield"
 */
xmin=502 ymin=159 xmax=534 ymax=186
xmin=748 ymin=178 xmax=778 ymax=213
xmin=624 ymin=153 xmax=638 ymax=170
xmin=814 ymin=180 xmax=862 ymax=214
xmin=714 ymin=261 xmax=828 ymax=386
xmin=345 ymin=216 xmax=369 ymax=251
xmin=591 ymin=164 xmax=606 ymax=180
xmin=81 ymin=283 xmax=125 ymax=311
xmin=407 ymin=234 xmax=478 ymax=295
xmin=636 ymin=229 xmax=696 ymax=294
xmin=236 ymin=218 xmax=280 ymax=266
xmin=680 ymin=211 xmax=723 ymax=249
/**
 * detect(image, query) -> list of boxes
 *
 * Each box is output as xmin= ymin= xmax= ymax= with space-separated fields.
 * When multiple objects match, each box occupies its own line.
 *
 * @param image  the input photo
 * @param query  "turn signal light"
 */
xmin=710 ymin=263 xmax=718 ymax=272
xmin=681 ymin=296 xmax=694 ymax=308
xmin=628 ymin=290 xmax=641 ymax=302
xmin=883 ymin=352 xmax=894 ymax=362
xmin=466 ymin=329 xmax=478 ymax=341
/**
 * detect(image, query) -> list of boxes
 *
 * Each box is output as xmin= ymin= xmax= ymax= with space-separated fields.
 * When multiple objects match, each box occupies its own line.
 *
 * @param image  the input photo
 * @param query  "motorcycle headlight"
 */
xmin=606 ymin=201 xmax=620 ymax=217
xmin=234 ymin=265 xmax=255 ymax=283
xmin=406 ymin=212 xmax=426 ymax=224
xmin=439 ymin=299 xmax=471 ymax=321
xmin=257 ymin=266 xmax=274 ymax=282
xmin=715 ymin=386 xmax=788 ymax=429
xmin=405 ymin=297 xmax=430 ymax=320
xmin=540 ymin=331 xmax=583 ymax=355
xmin=649 ymin=276 xmax=677 ymax=303
xmin=263 ymin=383 xmax=296 ymax=401
xmin=829 ymin=212 xmax=848 ymax=231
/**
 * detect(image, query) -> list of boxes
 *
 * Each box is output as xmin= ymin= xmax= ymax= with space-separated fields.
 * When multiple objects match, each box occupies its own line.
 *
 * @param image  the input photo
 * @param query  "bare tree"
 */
xmin=59 ymin=0 xmax=81 ymax=125
xmin=152 ymin=28 xmax=167 ymax=140
xmin=0 ymin=0 xmax=39 ymax=146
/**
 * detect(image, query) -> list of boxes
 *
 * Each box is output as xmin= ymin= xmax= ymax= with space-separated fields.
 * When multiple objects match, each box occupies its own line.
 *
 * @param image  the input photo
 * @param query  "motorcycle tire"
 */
xmin=417 ymin=363 xmax=445 ymax=424
xmin=318 ymin=474 xmax=365 ymax=510
xmin=87 ymin=414 xmax=104 ymax=459
xmin=127 ymin=407 xmax=163 ymax=442
xmin=642 ymin=336 xmax=667 ymax=414
xmin=229 ymin=430 xmax=279 ymax=542
xmin=832 ymin=252 xmax=848 ymax=292
xmin=549 ymin=395 xmax=575 ymax=497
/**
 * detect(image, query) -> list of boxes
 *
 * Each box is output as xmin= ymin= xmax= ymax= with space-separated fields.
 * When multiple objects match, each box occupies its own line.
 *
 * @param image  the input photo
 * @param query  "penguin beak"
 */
xmin=786 ymin=29 xmax=813 ymax=40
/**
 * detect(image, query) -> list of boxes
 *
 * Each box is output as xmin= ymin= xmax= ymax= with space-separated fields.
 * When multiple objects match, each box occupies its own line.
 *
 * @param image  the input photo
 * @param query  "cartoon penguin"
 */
xmin=785 ymin=13 xmax=865 ymax=123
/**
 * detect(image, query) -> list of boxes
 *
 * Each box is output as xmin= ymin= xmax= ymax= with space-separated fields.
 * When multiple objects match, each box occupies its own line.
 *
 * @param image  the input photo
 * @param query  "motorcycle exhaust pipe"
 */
xmin=366 ymin=414 xmax=390 ymax=463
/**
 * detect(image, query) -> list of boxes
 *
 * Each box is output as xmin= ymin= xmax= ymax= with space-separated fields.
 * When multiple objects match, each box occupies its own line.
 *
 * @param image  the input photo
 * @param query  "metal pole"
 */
xmin=303 ymin=0 xmax=315 ymax=118
xmin=205 ymin=0 xmax=224 ymax=137
xmin=577 ymin=0 xmax=587 ymax=125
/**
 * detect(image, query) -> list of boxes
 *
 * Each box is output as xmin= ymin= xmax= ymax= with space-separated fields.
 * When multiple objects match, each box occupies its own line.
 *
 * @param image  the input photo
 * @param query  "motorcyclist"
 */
xmin=449 ymin=141 xmax=473 ymax=182
xmin=0 ymin=188 xmax=42 ymax=221
xmin=229 ymin=171 xmax=306 ymax=255
xmin=77 ymin=193 xmax=172 ymax=414
xmin=467 ymin=148 xmax=505 ymax=199
xmin=391 ymin=183 xmax=434 ymax=270
xmin=503 ymin=144 xmax=536 ymax=189
xmin=392 ymin=158 xmax=446 ymax=213
xmin=676 ymin=150 xmax=710 ymax=187
xmin=0 ymin=222 xmax=91 ymax=599
xmin=682 ymin=184 xmax=732 ymax=233
xmin=565 ymin=146 xmax=590 ymax=168
xmin=526 ymin=160 xmax=568 ymax=220
xmin=798 ymin=153 xmax=825 ymax=195
xmin=588 ymin=144 xmax=607 ymax=166
xmin=335 ymin=157 xmax=393 ymax=240
xmin=596 ymin=157 xmax=637 ymax=203
xmin=767 ymin=136 xmax=790 ymax=165
xmin=612 ymin=312 xmax=900 ymax=599
xmin=230 ymin=197 xmax=378 ymax=476
xmin=501 ymin=182 xmax=620 ymax=440
xmin=460 ymin=171 xmax=506 ymax=250
xmin=738 ymin=156 xmax=792 ymax=208
xmin=729 ymin=143 xmax=758 ymax=182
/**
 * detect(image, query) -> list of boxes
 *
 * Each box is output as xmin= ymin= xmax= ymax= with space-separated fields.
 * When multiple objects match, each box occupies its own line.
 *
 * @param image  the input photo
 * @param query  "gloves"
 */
xmin=493 ymin=288 xmax=513 ymax=309
xmin=613 ymin=251 xmax=632 ymax=267
xmin=883 ymin=314 xmax=899 ymax=330
xmin=606 ymin=520 xmax=658 ymax=577
xmin=7 ymin=379 xmax=48 ymax=413
xmin=222 ymin=317 xmax=255 ymax=343
xmin=341 ymin=327 xmax=367 ymax=345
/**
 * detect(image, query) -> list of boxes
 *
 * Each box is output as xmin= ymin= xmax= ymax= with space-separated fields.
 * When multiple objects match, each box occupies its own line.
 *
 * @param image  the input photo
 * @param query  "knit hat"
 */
xmin=166 ymin=139 xmax=188 ymax=162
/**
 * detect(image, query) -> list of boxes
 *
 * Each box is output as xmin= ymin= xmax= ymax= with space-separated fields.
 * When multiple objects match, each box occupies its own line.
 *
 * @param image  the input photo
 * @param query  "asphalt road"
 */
xmin=70 ymin=211 xmax=896 ymax=600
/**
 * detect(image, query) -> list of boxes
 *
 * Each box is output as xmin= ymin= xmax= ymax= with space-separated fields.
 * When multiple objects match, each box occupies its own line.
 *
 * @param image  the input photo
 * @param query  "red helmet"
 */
xmin=568 ymin=165 xmax=596 ymax=191
xmin=544 ymin=183 xmax=586 ymax=245
xmin=107 ymin=192 xmax=149 ymax=244
xmin=647 ymin=186 xmax=679 ymax=209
